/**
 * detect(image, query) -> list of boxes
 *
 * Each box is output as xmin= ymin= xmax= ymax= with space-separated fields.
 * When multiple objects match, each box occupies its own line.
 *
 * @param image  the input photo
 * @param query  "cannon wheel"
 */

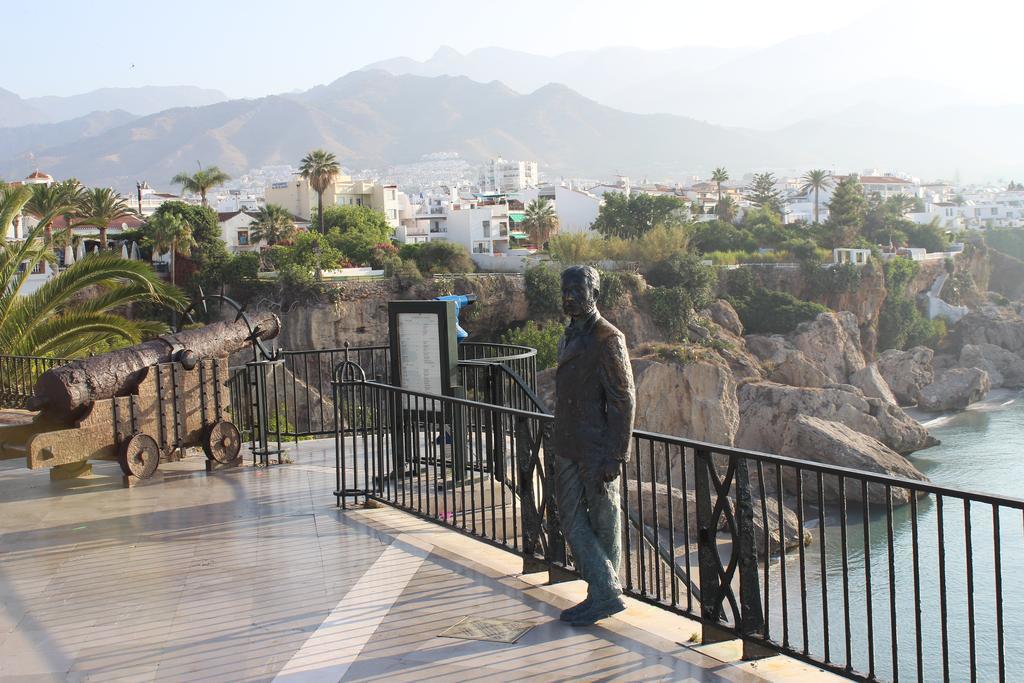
xmin=203 ymin=420 xmax=241 ymax=464
xmin=118 ymin=433 xmax=161 ymax=479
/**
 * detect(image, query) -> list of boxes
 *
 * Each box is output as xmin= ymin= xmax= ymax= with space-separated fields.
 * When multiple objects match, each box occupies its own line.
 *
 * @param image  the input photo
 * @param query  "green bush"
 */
xmin=884 ymin=257 xmax=920 ymax=293
xmin=503 ymin=321 xmax=564 ymax=370
xmin=647 ymin=286 xmax=695 ymax=340
xmin=803 ymin=261 xmax=863 ymax=296
xmin=643 ymin=253 xmax=717 ymax=310
xmin=597 ymin=270 xmax=628 ymax=309
xmin=524 ymin=265 xmax=563 ymax=320
xmin=400 ymin=241 xmax=475 ymax=274
xmin=729 ymin=289 xmax=828 ymax=334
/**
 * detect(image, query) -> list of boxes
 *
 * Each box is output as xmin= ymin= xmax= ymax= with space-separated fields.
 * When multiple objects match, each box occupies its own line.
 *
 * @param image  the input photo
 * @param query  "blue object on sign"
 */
xmin=434 ymin=294 xmax=478 ymax=342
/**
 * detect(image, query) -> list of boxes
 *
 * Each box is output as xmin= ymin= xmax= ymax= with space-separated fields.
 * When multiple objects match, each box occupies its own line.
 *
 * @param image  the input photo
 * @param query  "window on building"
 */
xmin=32 ymin=260 xmax=46 ymax=275
xmin=992 ymin=207 xmax=999 ymax=215
xmin=356 ymin=198 xmax=363 ymax=206
xmin=238 ymin=230 xmax=250 ymax=245
xmin=473 ymin=242 xmax=490 ymax=254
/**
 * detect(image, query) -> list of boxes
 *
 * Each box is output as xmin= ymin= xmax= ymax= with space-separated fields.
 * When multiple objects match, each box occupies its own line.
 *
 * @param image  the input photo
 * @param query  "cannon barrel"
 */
xmin=30 ymin=312 xmax=281 ymax=418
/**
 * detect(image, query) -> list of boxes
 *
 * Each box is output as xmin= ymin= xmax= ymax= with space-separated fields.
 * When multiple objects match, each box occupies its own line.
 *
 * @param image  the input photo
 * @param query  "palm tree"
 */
xmin=0 ymin=216 xmax=185 ymax=358
xmin=523 ymin=197 xmax=559 ymax=248
xmin=76 ymin=188 xmax=137 ymax=250
xmin=1 ymin=184 xmax=32 ymax=241
xmin=711 ymin=167 xmax=730 ymax=204
xmin=299 ymin=149 xmax=341 ymax=234
xmin=890 ymin=194 xmax=916 ymax=217
xmin=142 ymin=212 xmax=198 ymax=287
xmin=171 ymin=165 xmax=231 ymax=206
xmin=716 ymin=195 xmax=738 ymax=224
xmin=800 ymin=169 xmax=834 ymax=224
xmin=24 ymin=181 xmax=82 ymax=245
xmin=249 ymin=204 xmax=297 ymax=246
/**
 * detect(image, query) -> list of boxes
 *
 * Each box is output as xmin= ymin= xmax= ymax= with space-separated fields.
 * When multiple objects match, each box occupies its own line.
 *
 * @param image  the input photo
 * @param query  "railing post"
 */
xmin=734 ymin=456 xmax=772 ymax=660
xmin=694 ymin=447 xmax=732 ymax=644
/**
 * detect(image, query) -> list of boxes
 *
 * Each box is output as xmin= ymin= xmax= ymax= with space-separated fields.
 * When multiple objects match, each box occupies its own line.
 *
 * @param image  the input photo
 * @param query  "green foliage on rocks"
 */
xmin=503 ymin=320 xmax=563 ymax=370
xmin=398 ymin=241 xmax=475 ymax=275
xmin=524 ymin=265 xmax=562 ymax=321
xmin=723 ymin=268 xmax=828 ymax=334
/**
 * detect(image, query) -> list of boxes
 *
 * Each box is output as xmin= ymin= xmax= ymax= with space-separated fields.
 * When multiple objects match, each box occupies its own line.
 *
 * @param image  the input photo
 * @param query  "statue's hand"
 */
xmin=599 ymin=457 xmax=622 ymax=483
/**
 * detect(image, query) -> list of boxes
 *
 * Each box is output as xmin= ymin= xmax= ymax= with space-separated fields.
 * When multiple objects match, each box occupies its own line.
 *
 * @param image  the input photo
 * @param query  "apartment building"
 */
xmin=512 ymin=184 xmax=602 ymax=234
xmin=478 ymin=157 xmax=539 ymax=193
xmin=264 ymin=175 xmax=405 ymax=228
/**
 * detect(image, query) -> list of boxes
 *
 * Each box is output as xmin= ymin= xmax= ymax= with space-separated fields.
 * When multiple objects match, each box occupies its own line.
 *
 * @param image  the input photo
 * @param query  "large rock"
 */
xmin=777 ymin=415 xmax=929 ymax=506
xmin=706 ymin=299 xmax=743 ymax=337
xmin=736 ymin=381 xmax=933 ymax=455
xmin=744 ymin=335 xmax=830 ymax=388
xmin=632 ymin=356 xmax=739 ymax=447
xmin=960 ymin=343 xmax=1024 ymax=388
xmin=953 ymin=307 xmax=1024 ymax=355
xmin=877 ymin=346 xmax=934 ymax=405
xmin=849 ymin=363 xmax=898 ymax=405
xmin=791 ymin=312 xmax=866 ymax=384
xmin=624 ymin=480 xmax=809 ymax=558
xmin=918 ymin=367 xmax=991 ymax=412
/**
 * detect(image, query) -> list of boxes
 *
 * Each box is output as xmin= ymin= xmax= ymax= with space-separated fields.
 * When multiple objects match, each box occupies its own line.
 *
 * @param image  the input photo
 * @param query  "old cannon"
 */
xmin=0 ymin=311 xmax=280 ymax=484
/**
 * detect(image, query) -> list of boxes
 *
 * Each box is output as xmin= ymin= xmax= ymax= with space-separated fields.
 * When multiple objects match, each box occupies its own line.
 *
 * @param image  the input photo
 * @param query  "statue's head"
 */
xmin=561 ymin=265 xmax=600 ymax=318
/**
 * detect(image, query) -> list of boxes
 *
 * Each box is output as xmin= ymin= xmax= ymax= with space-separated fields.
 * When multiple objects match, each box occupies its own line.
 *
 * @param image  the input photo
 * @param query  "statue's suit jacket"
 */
xmin=552 ymin=312 xmax=635 ymax=464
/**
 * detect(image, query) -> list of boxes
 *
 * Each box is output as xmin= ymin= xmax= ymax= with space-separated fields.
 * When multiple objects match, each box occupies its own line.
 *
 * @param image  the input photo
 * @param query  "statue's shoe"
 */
xmin=559 ymin=597 xmax=592 ymax=622
xmin=569 ymin=596 xmax=626 ymax=627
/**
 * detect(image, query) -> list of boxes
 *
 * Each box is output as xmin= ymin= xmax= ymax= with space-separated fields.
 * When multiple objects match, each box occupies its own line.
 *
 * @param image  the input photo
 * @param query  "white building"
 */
xmin=133 ymin=182 xmax=194 ymax=216
xmin=856 ymin=175 xmax=918 ymax=200
xmin=217 ymin=210 xmax=310 ymax=254
xmin=478 ymin=157 xmax=538 ymax=193
xmin=264 ymin=175 xmax=406 ymax=229
xmin=512 ymin=184 xmax=602 ymax=235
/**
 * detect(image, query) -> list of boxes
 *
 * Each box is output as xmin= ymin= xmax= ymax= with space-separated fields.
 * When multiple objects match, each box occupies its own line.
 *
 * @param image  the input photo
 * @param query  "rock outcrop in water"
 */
xmin=877 ymin=346 xmax=935 ymax=406
xmin=959 ymin=343 xmax=1024 ymax=388
xmin=918 ymin=367 xmax=992 ymax=412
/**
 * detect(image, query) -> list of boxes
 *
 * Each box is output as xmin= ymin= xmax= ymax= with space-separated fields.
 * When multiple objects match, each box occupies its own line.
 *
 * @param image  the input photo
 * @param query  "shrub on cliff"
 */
xmin=399 ymin=241 xmax=475 ymax=274
xmin=503 ymin=321 xmax=563 ymax=370
xmin=647 ymin=286 xmax=695 ymax=340
xmin=524 ymin=265 xmax=562 ymax=320
xmin=643 ymin=253 xmax=716 ymax=309
xmin=729 ymin=289 xmax=829 ymax=335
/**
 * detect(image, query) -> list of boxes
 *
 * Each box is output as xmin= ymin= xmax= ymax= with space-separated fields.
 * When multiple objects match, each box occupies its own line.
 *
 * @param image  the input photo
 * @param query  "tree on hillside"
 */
xmin=321 ymin=205 xmax=393 ymax=264
xmin=523 ymin=197 xmax=559 ymax=247
xmin=76 ymin=188 xmax=136 ymax=249
xmin=399 ymin=241 xmax=475 ymax=275
xmin=249 ymin=204 xmax=297 ymax=246
xmin=299 ymin=149 xmax=341 ymax=235
xmin=716 ymin=194 xmax=738 ymax=224
xmin=171 ymin=165 xmax=230 ymax=206
xmin=142 ymin=212 xmax=198 ymax=288
xmin=592 ymin=192 xmax=686 ymax=239
xmin=800 ymin=169 xmax=833 ymax=224
xmin=746 ymin=172 xmax=782 ymax=215
xmin=152 ymin=201 xmax=229 ymax=297
xmin=0 ymin=190 xmax=185 ymax=357
xmin=822 ymin=175 xmax=866 ymax=248
xmin=711 ymin=167 xmax=729 ymax=203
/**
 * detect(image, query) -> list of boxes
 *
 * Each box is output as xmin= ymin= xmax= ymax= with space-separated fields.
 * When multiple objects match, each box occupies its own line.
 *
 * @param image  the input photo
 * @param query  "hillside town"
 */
xmin=7 ymin=154 xmax=1023 ymax=288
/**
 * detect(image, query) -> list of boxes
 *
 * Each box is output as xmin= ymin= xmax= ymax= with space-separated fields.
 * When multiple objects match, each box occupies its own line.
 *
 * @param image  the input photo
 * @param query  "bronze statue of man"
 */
xmin=552 ymin=265 xmax=635 ymax=626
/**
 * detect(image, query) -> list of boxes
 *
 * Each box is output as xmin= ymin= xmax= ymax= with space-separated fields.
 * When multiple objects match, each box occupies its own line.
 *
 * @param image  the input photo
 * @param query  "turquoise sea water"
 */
xmin=762 ymin=390 xmax=1024 ymax=681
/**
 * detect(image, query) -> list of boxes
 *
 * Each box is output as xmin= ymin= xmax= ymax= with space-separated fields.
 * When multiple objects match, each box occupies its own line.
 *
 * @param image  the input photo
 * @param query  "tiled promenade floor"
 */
xmin=0 ymin=440 xmax=837 ymax=682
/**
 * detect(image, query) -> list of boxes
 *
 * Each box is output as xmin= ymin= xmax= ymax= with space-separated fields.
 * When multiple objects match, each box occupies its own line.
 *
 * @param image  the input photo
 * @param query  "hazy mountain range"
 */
xmin=0 ymin=86 xmax=226 ymax=127
xmin=1 ymin=33 xmax=1021 ymax=190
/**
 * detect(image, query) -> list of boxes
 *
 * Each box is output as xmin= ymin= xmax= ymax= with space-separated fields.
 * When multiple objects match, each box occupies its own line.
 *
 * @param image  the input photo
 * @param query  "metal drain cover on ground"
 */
xmin=438 ymin=616 xmax=537 ymax=643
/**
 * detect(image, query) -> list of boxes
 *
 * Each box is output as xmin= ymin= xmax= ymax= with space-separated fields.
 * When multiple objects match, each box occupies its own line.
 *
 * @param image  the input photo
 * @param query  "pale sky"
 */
xmin=1 ymin=0 xmax=1018 ymax=99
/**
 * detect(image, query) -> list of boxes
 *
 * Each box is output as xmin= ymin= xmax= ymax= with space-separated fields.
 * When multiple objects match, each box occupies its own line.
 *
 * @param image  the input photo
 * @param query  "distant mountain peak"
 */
xmin=431 ymin=45 xmax=462 ymax=60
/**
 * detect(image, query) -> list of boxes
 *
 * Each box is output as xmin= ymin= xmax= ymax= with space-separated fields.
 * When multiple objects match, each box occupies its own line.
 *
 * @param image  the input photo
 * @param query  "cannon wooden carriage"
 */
xmin=0 ymin=310 xmax=281 ymax=485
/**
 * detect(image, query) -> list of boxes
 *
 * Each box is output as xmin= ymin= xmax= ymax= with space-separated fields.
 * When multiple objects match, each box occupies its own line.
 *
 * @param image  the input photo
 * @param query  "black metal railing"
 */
xmin=245 ymin=343 xmax=537 ymax=442
xmin=331 ymin=371 xmax=1022 ymax=683
xmin=0 ymin=355 xmax=71 ymax=408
